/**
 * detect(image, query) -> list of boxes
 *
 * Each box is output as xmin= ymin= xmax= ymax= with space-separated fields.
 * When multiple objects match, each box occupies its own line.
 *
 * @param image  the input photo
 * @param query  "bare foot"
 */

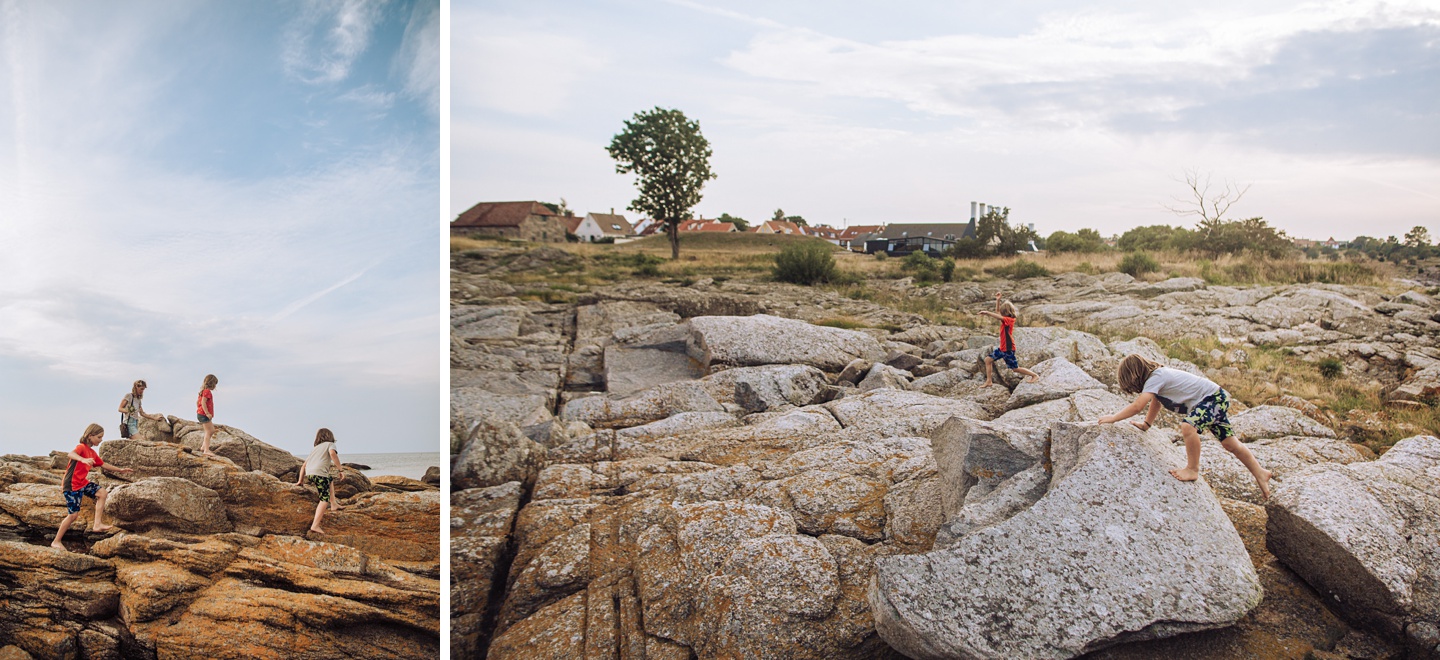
xmin=91 ymin=524 xmax=115 ymax=533
xmin=50 ymin=541 xmax=66 ymax=550
xmin=1025 ymin=375 xmax=1039 ymax=383
xmin=203 ymin=451 xmax=217 ymax=457
xmin=979 ymin=381 xmax=993 ymax=388
xmin=309 ymin=527 xmax=325 ymax=535
xmin=1168 ymin=467 xmax=1200 ymax=482
xmin=1256 ymin=469 xmax=1273 ymax=500
xmin=1130 ymin=421 xmax=1149 ymax=432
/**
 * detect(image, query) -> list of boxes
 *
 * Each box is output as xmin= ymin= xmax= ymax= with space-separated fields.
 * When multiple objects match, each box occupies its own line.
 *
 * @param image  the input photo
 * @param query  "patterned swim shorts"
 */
xmin=308 ymin=475 xmax=333 ymax=503
xmin=63 ymin=482 xmax=100 ymax=514
xmin=990 ymin=348 xmax=1019 ymax=370
xmin=1183 ymin=389 xmax=1234 ymax=441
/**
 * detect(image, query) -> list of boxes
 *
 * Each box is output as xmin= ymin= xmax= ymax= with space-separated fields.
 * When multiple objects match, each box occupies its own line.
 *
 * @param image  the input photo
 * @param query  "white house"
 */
xmin=575 ymin=212 xmax=634 ymax=242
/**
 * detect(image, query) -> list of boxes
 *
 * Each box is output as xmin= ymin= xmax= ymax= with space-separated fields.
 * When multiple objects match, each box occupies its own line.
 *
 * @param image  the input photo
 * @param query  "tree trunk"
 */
xmin=668 ymin=219 xmax=680 ymax=260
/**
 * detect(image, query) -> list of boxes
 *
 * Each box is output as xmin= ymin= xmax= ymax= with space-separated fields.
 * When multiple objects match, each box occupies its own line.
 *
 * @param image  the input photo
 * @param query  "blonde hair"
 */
xmin=131 ymin=380 xmax=147 ymax=398
xmin=201 ymin=374 xmax=218 ymax=391
xmin=80 ymin=423 xmax=104 ymax=445
xmin=999 ymin=301 xmax=1018 ymax=317
xmin=314 ymin=428 xmax=335 ymax=446
xmin=1118 ymin=354 xmax=1164 ymax=394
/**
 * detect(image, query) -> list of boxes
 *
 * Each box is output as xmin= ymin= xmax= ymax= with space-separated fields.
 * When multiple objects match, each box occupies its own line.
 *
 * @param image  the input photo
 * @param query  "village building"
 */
xmin=678 ymin=219 xmax=738 ymax=232
xmin=752 ymin=220 xmax=804 ymax=235
xmin=451 ymin=201 xmax=570 ymax=242
xmin=837 ymin=225 xmax=884 ymax=250
xmin=574 ymin=212 xmax=634 ymax=242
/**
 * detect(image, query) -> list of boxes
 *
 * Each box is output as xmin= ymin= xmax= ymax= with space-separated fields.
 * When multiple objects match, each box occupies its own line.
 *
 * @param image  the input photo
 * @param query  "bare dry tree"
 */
xmin=1163 ymin=169 xmax=1251 ymax=224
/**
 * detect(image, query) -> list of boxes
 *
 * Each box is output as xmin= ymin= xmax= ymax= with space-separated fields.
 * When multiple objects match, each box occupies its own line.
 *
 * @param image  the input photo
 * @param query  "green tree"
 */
xmin=1118 ymin=225 xmax=1191 ymax=251
xmin=1404 ymin=226 xmax=1431 ymax=248
xmin=718 ymin=213 xmax=749 ymax=232
xmin=1045 ymin=228 xmax=1105 ymax=253
xmin=974 ymin=207 xmax=1039 ymax=255
xmin=608 ymin=107 xmax=717 ymax=259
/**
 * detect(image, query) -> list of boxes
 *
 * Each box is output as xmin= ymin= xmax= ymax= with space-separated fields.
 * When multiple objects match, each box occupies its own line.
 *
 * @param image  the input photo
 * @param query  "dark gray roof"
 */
xmin=878 ymin=221 xmax=975 ymax=241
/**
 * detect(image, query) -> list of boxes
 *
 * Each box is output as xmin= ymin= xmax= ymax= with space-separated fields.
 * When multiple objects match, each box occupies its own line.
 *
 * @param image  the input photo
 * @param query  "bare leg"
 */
xmin=52 ymin=512 xmax=80 ymax=549
xmin=1221 ymin=436 xmax=1272 ymax=499
xmin=1169 ymin=423 xmax=1202 ymax=482
xmin=91 ymin=489 xmax=114 ymax=532
xmin=980 ymin=357 xmax=996 ymax=387
xmin=201 ymin=421 xmax=216 ymax=456
xmin=310 ymin=500 xmax=329 ymax=534
xmin=1014 ymin=367 xmax=1039 ymax=383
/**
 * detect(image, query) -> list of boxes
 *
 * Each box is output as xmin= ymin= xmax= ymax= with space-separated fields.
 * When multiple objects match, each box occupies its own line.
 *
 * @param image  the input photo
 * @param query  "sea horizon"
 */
xmin=339 ymin=451 xmax=441 ymax=481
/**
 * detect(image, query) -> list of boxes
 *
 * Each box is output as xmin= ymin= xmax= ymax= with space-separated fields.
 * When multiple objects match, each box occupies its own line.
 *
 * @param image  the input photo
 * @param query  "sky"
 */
xmin=0 ymin=0 xmax=441 ymax=457
xmin=454 ymin=0 xmax=1440 ymax=241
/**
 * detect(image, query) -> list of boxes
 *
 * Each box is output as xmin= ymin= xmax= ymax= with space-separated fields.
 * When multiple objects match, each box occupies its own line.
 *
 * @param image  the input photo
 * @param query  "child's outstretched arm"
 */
xmin=1098 ymin=392 xmax=1155 ymax=424
xmin=994 ymin=291 xmax=1003 ymax=313
xmin=977 ymin=310 xmax=1003 ymax=320
xmin=295 ymin=462 xmax=307 ymax=485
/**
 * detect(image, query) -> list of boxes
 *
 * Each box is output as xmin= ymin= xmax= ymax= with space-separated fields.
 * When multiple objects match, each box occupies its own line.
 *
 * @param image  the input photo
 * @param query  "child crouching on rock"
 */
xmin=52 ymin=423 xmax=133 ymax=550
xmin=978 ymin=291 xmax=1040 ymax=387
xmin=296 ymin=428 xmax=345 ymax=535
xmin=1099 ymin=354 xmax=1272 ymax=498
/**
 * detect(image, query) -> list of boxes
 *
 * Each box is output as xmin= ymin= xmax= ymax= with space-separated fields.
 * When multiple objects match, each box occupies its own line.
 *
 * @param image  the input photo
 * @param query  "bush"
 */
xmin=774 ymin=241 xmax=837 ymax=285
xmin=1318 ymin=357 xmax=1344 ymax=379
xmin=939 ymin=258 xmax=956 ymax=283
xmin=1075 ymin=261 xmax=1096 ymax=275
xmin=1119 ymin=252 xmax=1160 ymax=277
xmin=874 ymin=251 xmax=888 ymax=261
xmin=986 ymin=259 xmax=1050 ymax=280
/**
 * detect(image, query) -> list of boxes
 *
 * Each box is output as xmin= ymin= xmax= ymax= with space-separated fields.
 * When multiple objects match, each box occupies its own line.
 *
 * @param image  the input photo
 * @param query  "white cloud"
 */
xmin=282 ymin=0 xmax=388 ymax=85
xmin=393 ymin=0 xmax=440 ymax=111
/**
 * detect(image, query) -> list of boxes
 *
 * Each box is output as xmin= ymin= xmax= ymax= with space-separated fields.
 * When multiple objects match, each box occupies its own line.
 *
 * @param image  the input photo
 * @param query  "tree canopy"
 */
xmin=607 ymin=107 xmax=716 ymax=258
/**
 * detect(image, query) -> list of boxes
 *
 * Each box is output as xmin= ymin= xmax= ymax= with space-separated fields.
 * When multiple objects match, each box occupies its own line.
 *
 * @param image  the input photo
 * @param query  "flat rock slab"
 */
xmin=1265 ymin=435 xmax=1440 ymax=642
xmin=1229 ymin=405 xmax=1336 ymax=440
xmin=604 ymin=345 xmax=704 ymax=397
xmin=686 ymin=314 xmax=886 ymax=371
xmin=1005 ymin=357 xmax=1106 ymax=411
xmin=870 ymin=423 xmax=1261 ymax=660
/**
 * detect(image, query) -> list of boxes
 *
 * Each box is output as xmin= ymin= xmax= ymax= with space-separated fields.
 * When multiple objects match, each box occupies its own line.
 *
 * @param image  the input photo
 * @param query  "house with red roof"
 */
xmin=678 ymin=218 xmax=737 ymax=232
xmin=451 ymin=201 xmax=570 ymax=243
xmin=837 ymin=225 xmax=884 ymax=250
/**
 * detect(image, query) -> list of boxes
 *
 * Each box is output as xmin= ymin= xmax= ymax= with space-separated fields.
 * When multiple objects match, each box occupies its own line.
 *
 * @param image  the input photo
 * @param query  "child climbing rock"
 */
xmin=52 ymin=423 xmax=133 ymax=550
xmin=1099 ymin=354 xmax=1272 ymax=498
xmin=296 ymin=428 xmax=346 ymax=535
xmin=978 ymin=291 xmax=1040 ymax=387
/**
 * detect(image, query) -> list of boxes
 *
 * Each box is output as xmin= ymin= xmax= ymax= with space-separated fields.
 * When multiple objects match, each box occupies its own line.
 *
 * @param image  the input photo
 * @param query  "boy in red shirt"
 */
xmin=978 ymin=291 xmax=1041 ymax=387
xmin=51 ymin=423 xmax=133 ymax=550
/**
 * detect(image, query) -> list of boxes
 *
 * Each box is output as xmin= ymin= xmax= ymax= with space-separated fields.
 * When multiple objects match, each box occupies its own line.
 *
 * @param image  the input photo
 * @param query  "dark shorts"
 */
xmin=63 ymin=482 xmax=100 ymax=514
xmin=1183 ymin=389 xmax=1234 ymax=441
xmin=309 ymin=475 xmax=333 ymax=503
xmin=198 ymin=413 xmax=212 ymax=423
xmin=989 ymin=348 xmax=1019 ymax=370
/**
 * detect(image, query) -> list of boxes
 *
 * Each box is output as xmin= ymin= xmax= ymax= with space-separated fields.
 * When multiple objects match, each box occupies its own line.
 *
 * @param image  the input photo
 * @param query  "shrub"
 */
xmin=1075 ymin=261 xmax=1096 ymax=275
xmin=874 ymin=251 xmax=888 ymax=261
xmin=774 ymin=241 xmax=837 ymax=285
xmin=986 ymin=259 xmax=1050 ymax=280
xmin=1119 ymin=252 xmax=1160 ymax=277
xmin=940 ymin=258 xmax=956 ymax=283
xmin=816 ymin=317 xmax=864 ymax=330
xmin=1318 ymin=357 xmax=1344 ymax=379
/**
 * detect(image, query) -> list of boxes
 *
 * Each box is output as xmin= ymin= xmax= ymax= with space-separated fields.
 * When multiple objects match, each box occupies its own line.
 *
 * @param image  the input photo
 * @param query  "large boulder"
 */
xmin=1229 ymin=405 xmax=1337 ymax=440
xmin=450 ymin=420 xmax=546 ymax=490
xmin=1265 ymin=435 xmax=1440 ymax=648
xmin=603 ymin=345 xmax=705 ymax=396
xmin=827 ymin=389 xmax=990 ymax=437
xmin=870 ymin=422 xmax=1262 ymax=659
xmin=699 ymin=364 xmax=831 ymax=412
xmin=105 ymin=477 xmax=232 ymax=534
xmin=561 ymin=381 xmax=723 ymax=430
xmin=171 ymin=421 xmax=304 ymax=480
xmin=1199 ymin=436 xmax=1369 ymax=504
xmin=1004 ymin=357 xmax=1107 ymax=411
xmin=451 ymin=482 xmax=524 ymax=657
xmin=685 ymin=314 xmax=886 ymax=371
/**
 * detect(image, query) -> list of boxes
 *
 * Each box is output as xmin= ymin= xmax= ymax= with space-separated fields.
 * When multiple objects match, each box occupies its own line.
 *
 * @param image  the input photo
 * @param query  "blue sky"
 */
xmin=454 ymin=0 xmax=1440 ymax=240
xmin=0 ymin=1 xmax=440 ymax=457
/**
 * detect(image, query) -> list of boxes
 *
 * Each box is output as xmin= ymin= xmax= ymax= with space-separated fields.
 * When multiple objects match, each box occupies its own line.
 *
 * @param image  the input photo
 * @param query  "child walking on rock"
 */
xmin=978 ymin=291 xmax=1040 ymax=387
xmin=52 ymin=424 xmax=133 ymax=550
xmin=197 ymin=374 xmax=218 ymax=456
xmin=118 ymin=379 xmax=164 ymax=439
xmin=297 ymin=428 xmax=345 ymax=535
xmin=1099 ymin=354 xmax=1272 ymax=498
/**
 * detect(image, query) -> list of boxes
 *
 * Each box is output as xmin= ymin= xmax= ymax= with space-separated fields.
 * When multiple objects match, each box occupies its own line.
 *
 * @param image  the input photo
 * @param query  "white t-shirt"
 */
xmin=304 ymin=441 xmax=339 ymax=478
xmin=1142 ymin=367 xmax=1220 ymax=415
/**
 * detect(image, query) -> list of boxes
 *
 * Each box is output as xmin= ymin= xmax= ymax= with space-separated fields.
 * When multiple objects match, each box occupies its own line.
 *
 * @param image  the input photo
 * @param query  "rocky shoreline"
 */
xmin=452 ymin=246 xmax=1438 ymax=659
xmin=0 ymin=417 xmax=441 ymax=659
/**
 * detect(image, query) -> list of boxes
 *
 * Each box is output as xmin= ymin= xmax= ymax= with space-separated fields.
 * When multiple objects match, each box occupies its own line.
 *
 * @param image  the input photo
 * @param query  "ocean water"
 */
xmin=342 ymin=452 xmax=440 ymax=481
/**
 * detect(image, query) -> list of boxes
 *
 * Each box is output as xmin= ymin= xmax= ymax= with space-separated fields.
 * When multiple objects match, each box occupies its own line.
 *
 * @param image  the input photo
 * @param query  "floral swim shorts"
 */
xmin=1183 ymin=389 xmax=1234 ymax=441
xmin=308 ymin=475 xmax=333 ymax=503
xmin=63 ymin=482 xmax=100 ymax=514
